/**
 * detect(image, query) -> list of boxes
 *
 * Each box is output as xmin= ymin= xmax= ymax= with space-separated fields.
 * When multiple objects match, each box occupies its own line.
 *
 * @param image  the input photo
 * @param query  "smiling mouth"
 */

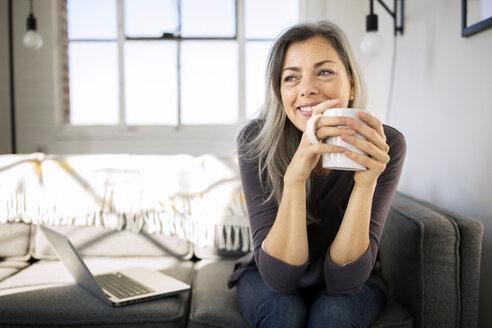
xmin=297 ymin=106 xmax=316 ymax=113
xmin=297 ymin=102 xmax=322 ymax=116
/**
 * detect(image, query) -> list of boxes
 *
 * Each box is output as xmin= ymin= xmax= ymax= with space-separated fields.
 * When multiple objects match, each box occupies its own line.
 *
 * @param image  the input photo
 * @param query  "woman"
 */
xmin=228 ymin=21 xmax=406 ymax=328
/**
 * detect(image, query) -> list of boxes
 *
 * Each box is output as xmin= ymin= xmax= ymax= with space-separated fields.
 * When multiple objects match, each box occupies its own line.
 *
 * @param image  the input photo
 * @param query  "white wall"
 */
xmin=333 ymin=0 xmax=492 ymax=326
xmin=1 ymin=0 xmax=58 ymax=155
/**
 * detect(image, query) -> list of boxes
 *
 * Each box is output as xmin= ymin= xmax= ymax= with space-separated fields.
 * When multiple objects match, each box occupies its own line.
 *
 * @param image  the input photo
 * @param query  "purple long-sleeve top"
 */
xmin=228 ymin=120 xmax=406 ymax=296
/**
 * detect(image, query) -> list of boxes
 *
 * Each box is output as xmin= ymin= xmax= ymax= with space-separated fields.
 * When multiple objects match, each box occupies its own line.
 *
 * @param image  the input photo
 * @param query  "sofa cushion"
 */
xmin=372 ymin=300 xmax=414 ymax=328
xmin=0 ymin=257 xmax=193 ymax=327
xmin=188 ymin=259 xmax=415 ymax=328
xmin=0 ymin=261 xmax=29 ymax=282
xmin=0 ymin=223 xmax=32 ymax=261
xmin=188 ymin=259 xmax=249 ymax=328
xmin=380 ymin=192 xmax=460 ymax=328
xmin=32 ymin=224 xmax=192 ymax=260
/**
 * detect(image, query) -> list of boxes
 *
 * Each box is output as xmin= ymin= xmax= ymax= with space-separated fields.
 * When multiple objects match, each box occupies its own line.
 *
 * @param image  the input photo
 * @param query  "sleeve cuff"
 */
xmin=258 ymin=242 xmax=308 ymax=294
xmin=324 ymin=246 xmax=373 ymax=295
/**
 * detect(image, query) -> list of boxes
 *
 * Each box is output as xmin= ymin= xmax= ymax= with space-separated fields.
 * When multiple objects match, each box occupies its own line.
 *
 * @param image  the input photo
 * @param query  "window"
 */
xmin=61 ymin=0 xmax=299 ymax=128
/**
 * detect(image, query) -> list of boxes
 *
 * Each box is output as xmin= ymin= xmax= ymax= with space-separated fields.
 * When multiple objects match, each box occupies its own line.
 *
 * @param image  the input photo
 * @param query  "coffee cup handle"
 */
xmin=305 ymin=114 xmax=323 ymax=145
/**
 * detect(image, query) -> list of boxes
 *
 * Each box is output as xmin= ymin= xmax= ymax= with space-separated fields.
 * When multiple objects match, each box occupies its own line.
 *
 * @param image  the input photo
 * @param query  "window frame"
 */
xmin=55 ymin=0 xmax=299 ymax=141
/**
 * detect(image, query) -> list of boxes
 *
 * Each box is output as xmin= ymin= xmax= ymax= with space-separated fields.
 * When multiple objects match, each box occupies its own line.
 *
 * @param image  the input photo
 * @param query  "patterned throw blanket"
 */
xmin=0 ymin=153 xmax=251 ymax=252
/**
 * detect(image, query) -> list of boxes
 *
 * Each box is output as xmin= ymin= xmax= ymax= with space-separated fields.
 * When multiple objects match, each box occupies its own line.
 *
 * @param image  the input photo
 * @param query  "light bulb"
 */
xmin=360 ymin=31 xmax=382 ymax=56
xmin=23 ymin=30 xmax=43 ymax=49
xmin=23 ymin=9 xmax=43 ymax=50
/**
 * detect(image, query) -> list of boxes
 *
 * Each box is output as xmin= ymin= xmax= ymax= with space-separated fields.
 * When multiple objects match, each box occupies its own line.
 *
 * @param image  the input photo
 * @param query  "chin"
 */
xmin=293 ymin=119 xmax=308 ymax=132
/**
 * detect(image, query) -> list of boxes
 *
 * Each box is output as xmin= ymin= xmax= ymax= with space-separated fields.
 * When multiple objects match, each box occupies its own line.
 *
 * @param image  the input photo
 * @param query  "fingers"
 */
xmin=344 ymin=112 xmax=387 ymax=151
xmin=340 ymin=112 xmax=390 ymax=174
xmin=311 ymin=142 xmax=346 ymax=155
xmin=341 ymin=134 xmax=389 ymax=165
xmin=315 ymin=126 xmax=356 ymax=141
xmin=344 ymin=149 xmax=388 ymax=175
xmin=288 ymin=134 xmax=346 ymax=182
xmin=358 ymin=111 xmax=385 ymax=140
xmin=312 ymin=98 xmax=340 ymax=116
xmin=300 ymin=133 xmax=346 ymax=154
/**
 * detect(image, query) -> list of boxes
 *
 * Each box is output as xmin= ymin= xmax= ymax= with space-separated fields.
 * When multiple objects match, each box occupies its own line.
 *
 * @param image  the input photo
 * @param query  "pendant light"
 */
xmin=360 ymin=0 xmax=404 ymax=56
xmin=23 ymin=0 xmax=43 ymax=49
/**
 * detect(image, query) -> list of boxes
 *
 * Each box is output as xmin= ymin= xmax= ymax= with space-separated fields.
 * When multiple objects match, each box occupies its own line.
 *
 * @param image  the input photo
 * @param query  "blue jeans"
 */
xmin=236 ymin=270 xmax=386 ymax=328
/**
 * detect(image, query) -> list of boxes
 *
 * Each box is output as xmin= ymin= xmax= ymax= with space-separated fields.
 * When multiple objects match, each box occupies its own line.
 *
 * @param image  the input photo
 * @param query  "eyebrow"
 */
xmin=283 ymin=60 xmax=336 ymax=73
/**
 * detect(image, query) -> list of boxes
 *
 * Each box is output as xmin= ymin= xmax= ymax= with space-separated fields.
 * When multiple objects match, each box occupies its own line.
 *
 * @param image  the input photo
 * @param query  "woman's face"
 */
xmin=280 ymin=35 xmax=354 ymax=132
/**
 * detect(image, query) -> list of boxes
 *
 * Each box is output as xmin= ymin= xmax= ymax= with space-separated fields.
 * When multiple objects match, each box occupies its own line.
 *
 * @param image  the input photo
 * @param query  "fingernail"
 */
xmin=342 ymin=135 xmax=352 ymax=142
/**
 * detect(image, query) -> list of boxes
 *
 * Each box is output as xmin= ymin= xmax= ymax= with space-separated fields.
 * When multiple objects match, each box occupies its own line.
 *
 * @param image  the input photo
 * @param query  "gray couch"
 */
xmin=0 ymin=190 xmax=483 ymax=328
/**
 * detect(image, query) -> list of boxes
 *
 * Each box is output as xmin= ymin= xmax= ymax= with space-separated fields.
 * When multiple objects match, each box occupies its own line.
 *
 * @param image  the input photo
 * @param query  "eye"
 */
xmin=318 ymin=69 xmax=334 ymax=77
xmin=283 ymin=75 xmax=298 ymax=83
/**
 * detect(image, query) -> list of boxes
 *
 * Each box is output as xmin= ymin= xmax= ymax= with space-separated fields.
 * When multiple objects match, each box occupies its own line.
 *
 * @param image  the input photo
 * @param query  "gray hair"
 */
xmin=244 ymin=21 xmax=367 ymax=224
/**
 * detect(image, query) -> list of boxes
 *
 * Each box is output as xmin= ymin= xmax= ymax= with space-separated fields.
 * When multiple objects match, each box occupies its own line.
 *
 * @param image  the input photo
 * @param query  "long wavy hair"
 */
xmin=244 ymin=21 xmax=367 ymax=224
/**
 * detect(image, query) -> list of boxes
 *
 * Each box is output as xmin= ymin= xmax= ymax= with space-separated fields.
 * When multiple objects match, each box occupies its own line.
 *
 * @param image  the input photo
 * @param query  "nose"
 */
xmin=299 ymin=75 xmax=319 ymax=97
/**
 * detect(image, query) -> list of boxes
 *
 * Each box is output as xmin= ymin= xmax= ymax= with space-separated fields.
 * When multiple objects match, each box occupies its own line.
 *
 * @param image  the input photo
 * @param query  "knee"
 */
xmin=236 ymin=271 xmax=307 ymax=327
xmin=256 ymin=293 xmax=307 ymax=328
xmin=308 ymin=299 xmax=358 ymax=328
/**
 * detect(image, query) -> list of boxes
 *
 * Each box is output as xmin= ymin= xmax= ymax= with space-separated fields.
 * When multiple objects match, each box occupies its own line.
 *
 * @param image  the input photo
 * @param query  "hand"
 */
xmin=341 ymin=112 xmax=390 ymax=188
xmin=284 ymin=99 xmax=355 ymax=185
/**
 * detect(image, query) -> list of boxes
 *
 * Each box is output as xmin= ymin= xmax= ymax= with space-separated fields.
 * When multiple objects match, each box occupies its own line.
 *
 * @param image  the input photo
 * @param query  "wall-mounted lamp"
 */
xmin=23 ymin=0 xmax=43 ymax=49
xmin=360 ymin=0 xmax=404 ymax=56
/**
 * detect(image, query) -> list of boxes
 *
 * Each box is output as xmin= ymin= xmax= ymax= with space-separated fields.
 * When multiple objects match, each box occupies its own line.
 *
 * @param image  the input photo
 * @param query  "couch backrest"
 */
xmin=0 ymin=223 xmax=32 ymax=261
xmin=32 ymin=224 xmax=192 ymax=260
xmin=379 ymin=192 xmax=483 ymax=328
xmin=407 ymin=194 xmax=484 ymax=328
xmin=0 ymin=154 xmax=43 ymax=262
xmin=1 ymin=153 xmax=252 ymax=261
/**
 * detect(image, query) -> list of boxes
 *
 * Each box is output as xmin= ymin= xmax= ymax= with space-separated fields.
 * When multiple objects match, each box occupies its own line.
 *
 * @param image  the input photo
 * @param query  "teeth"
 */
xmin=298 ymin=106 xmax=315 ymax=112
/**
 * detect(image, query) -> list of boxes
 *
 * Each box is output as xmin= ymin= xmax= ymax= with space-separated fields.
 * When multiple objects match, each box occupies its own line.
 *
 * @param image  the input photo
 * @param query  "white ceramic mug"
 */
xmin=305 ymin=108 xmax=372 ymax=171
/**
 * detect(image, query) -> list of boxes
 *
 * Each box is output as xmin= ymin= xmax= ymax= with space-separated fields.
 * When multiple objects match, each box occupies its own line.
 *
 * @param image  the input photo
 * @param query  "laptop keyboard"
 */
xmin=95 ymin=272 xmax=155 ymax=299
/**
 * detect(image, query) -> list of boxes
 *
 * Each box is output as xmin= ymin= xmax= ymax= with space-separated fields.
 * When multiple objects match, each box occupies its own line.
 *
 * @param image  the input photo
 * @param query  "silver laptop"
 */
xmin=40 ymin=225 xmax=191 ymax=307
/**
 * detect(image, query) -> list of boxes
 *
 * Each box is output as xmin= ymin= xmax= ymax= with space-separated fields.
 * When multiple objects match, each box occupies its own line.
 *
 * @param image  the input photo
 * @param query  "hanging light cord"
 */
xmin=386 ymin=31 xmax=399 ymax=123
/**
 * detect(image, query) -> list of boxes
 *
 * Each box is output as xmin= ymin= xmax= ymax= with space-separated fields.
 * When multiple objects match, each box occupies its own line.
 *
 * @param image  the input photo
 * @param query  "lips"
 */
xmin=297 ymin=101 xmax=322 ymax=117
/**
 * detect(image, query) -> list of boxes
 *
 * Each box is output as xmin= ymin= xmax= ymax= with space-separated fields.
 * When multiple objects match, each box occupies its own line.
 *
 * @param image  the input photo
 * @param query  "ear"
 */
xmin=350 ymin=75 xmax=355 ymax=97
xmin=349 ymin=76 xmax=355 ymax=105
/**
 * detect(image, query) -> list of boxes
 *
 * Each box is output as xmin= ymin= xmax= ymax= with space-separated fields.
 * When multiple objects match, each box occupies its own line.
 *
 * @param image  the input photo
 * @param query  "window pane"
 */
xmin=181 ymin=41 xmax=238 ymax=125
xmin=124 ymin=0 xmax=178 ymax=37
xmin=246 ymin=41 xmax=271 ymax=119
xmin=181 ymin=0 xmax=235 ymax=37
xmin=69 ymin=42 xmax=119 ymax=125
xmin=67 ymin=0 xmax=117 ymax=39
xmin=245 ymin=0 xmax=298 ymax=39
xmin=124 ymin=42 xmax=178 ymax=125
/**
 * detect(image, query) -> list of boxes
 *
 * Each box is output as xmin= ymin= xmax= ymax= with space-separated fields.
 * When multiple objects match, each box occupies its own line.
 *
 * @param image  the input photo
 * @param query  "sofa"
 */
xmin=0 ymin=153 xmax=484 ymax=327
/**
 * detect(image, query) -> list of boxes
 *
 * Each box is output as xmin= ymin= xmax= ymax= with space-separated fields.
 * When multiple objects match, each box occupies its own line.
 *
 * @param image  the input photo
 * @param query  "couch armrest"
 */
xmin=379 ymin=192 xmax=469 ymax=328
xmin=411 ymin=195 xmax=484 ymax=328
